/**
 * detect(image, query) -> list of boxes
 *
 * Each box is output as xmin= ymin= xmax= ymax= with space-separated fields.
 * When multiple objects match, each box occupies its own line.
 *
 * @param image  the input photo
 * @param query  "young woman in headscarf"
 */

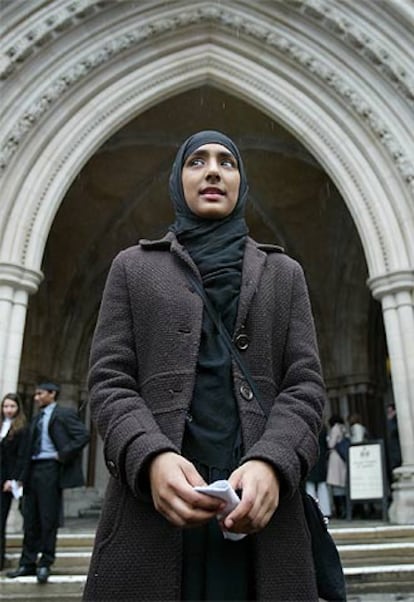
xmin=83 ymin=131 xmax=326 ymax=601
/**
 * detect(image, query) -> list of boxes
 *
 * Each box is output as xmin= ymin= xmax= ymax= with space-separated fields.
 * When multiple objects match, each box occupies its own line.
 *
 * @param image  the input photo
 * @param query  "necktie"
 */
xmin=32 ymin=410 xmax=45 ymax=456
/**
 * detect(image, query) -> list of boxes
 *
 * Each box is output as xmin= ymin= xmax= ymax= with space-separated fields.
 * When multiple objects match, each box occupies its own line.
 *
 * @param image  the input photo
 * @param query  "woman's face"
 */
xmin=2 ymin=398 xmax=19 ymax=420
xmin=181 ymin=143 xmax=241 ymax=219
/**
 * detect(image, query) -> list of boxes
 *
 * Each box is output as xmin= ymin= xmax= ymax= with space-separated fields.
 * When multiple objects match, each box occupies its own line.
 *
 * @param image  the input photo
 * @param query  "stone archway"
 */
xmin=0 ymin=0 xmax=413 ymax=521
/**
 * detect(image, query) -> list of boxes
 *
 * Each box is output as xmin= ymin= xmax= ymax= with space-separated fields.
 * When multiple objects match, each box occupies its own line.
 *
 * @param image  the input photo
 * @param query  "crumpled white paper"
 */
xmin=194 ymin=479 xmax=247 ymax=541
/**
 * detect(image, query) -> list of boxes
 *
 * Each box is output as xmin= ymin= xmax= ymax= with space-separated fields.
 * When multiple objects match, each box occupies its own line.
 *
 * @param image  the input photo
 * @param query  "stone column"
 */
xmin=368 ymin=270 xmax=414 ymax=524
xmin=0 ymin=263 xmax=42 ymax=395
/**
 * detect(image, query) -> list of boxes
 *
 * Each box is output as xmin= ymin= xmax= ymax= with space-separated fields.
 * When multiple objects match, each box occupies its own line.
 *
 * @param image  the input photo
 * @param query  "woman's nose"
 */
xmin=205 ymin=160 xmax=220 ymax=178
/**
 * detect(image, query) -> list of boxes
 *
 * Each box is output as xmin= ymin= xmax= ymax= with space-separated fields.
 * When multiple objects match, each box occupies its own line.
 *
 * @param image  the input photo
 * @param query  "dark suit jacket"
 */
xmin=0 ymin=426 xmax=28 ymax=485
xmin=21 ymin=404 xmax=90 ymax=489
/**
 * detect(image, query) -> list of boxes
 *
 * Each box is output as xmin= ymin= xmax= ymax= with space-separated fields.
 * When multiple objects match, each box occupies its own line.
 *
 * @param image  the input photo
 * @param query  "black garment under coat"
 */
xmin=84 ymin=233 xmax=326 ymax=601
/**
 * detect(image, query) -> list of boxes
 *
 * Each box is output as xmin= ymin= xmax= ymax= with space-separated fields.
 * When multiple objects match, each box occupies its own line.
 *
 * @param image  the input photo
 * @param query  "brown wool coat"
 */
xmin=83 ymin=233 xmax=326 ymax=602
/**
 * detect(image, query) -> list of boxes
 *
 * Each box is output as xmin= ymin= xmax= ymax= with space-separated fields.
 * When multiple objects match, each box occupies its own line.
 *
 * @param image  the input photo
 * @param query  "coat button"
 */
xmin=107 ymin=460 xmax=119 ymax=478
xmin=240 ymin=383 xmax=253 ymax=401
xmin=235 ymin=333 xmax=249 ymax=350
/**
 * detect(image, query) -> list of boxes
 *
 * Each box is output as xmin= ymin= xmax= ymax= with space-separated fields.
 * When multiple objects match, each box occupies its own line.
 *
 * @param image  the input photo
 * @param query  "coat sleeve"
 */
xmin=88 ymin=253 xmax=179 ymax=499
xmin=241 ymin=261 xmax=326 ymax=497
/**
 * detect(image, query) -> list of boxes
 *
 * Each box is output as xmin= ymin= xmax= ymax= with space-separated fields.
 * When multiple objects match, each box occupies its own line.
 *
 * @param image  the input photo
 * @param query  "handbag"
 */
xmin=335 ymin=437 xmax=351 ymax=462
xmin=185 ymin=269 xmax=347 ymax=602
xmin=302 ymin=488 xmax=347 ymax=601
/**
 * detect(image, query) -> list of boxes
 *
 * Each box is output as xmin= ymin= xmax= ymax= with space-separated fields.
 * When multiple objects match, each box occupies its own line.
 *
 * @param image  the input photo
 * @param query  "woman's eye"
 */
xmin=222 ymin=159 xmax=235 ymax=167
xmin=189 ymin=157 xmax=204 ymax=166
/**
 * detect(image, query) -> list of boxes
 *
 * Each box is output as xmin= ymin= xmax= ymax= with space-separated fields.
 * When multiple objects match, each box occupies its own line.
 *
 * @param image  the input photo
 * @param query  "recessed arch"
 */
xmin=0 ymin=39 xmax=412 ymax=281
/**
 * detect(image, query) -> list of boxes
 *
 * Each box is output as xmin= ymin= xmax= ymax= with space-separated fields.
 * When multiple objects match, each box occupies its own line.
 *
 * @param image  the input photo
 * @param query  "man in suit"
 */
xmin=6 ymin=382 xmax=90 ymax=583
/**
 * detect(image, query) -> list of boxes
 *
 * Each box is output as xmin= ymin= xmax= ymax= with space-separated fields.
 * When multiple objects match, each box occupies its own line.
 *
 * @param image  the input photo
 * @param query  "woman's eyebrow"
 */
xmin=188 ymin=149 xmax=236 ymax=160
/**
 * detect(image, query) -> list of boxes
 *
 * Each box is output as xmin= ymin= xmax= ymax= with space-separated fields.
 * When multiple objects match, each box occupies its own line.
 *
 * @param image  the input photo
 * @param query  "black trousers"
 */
xmin=1 ymin=490 xmax=13 ymax=569
xmin=20 ymin=460 xmax=62 ymax=568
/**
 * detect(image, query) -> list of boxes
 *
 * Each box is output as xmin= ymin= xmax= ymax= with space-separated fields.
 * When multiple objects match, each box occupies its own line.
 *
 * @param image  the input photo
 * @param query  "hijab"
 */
xmin=169 ymin=130 xmax=249 ymax=329
xmin=169 ymin=131 xmax=248 ymax=472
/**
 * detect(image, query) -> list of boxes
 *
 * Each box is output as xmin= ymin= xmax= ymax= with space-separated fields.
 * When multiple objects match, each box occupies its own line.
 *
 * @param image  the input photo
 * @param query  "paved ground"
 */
xmin=347 ymin=592 xmax=414 ymax=602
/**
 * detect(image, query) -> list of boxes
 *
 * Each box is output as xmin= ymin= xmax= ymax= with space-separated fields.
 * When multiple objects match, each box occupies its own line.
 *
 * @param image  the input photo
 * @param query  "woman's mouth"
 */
xmin=200 ymin=187 xmax=224 ymax=200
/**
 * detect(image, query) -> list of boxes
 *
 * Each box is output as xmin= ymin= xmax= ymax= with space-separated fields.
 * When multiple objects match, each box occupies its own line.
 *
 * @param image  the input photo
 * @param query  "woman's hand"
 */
xmin=149 ymin=452 xmax=225 ymax=527
xmin=223 ymin=460 xmax=280 ymax=534
xmin=3 ymin=480 xmax=12 ymax=492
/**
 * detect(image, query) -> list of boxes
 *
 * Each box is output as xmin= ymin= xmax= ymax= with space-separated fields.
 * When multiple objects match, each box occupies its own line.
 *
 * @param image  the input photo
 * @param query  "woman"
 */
xmin=0 ymin=393 xmax=27 ymax=570
xmin=349 ymin=413 xmax=368 ymax=444
xmin=83 ymin=130 xmax=326 ymax=601
xmin=326 ymin=414 xmax=348 ymax=519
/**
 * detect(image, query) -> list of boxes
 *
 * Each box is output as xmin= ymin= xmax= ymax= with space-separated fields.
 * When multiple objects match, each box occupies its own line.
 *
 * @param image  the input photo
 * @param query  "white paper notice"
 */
xmin=349 ymin=444 xmax=384 ymax=500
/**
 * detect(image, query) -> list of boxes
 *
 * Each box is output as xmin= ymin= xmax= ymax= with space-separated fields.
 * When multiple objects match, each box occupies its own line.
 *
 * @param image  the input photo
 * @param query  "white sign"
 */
xmin=349 ymin=443 xmax=384 ymax=500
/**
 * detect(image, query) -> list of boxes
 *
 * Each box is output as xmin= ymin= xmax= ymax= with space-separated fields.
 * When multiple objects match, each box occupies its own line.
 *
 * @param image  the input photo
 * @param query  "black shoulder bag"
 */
xmin=186 ymin=271 xmax=347 ymax=602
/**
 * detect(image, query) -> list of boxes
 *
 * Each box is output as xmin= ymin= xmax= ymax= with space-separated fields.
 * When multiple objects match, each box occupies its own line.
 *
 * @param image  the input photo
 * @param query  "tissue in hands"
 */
xmin=194 ymin=479 xmax=247 ymax=541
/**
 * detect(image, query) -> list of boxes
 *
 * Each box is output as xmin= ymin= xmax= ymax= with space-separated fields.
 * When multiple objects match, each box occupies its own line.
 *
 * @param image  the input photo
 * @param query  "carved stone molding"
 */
xmin=289 ymin=0 xmax=414 ymax=102
xmin=0 ymin=262 xmax=43 ymax=294
xmin=1 ymin=2 xmax=413 ymax=195
xmin=17 ymin=61 xmax=194 ymax=266
xmin=368 ymin=269 xmax=414 ymax=299
xmin=17 ymin=56 xmax=390 ymax=276
xmin=0 ymin=0 xmax=110 ymax=80
xmin=2 ymin=0 xmax=412 ymax=104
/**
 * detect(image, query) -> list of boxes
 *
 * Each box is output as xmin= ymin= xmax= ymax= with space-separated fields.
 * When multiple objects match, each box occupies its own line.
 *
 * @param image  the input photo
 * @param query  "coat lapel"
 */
xmin=235 ymin=238 xmax=269 ymax=331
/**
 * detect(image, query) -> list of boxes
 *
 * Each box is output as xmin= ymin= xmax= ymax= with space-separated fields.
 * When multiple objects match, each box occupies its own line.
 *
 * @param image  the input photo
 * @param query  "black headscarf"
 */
xmin=169 ymin=130 xmax=249 ymax=330
xmin=169 ymin=131 xmax=248 ymax=473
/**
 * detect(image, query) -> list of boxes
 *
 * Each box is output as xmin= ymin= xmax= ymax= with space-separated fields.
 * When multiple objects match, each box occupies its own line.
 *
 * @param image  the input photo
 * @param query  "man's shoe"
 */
xmin=6 ymin=565 xmax=36 ymax=578
xmin=36 ymin=566 xmax=50 ymax=584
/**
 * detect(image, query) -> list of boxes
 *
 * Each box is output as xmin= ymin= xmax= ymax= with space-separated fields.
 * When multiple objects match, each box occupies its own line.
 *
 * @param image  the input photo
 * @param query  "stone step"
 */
xmin=338 ymin=542 xmax=414 ymax=565
xmin=0 ymin=575 xmax=86 ymax=600
xmin=8 ymin=523 xmax=413 ymax=543
xmin=5 ymin=551 xmax=91 ymax=571
xmin=345 ymin=564 xmax=414 ymax=594
xmin=6 ymin=532 xmax=95 ymax=549
xmin=7 ymin=523 xmax=413 ymax=548
xmin=2 ymin=567 xmax=414 ymax=599
xmin=9 ymin=543 xmax=413 ymax=570
xmin=330 ymin=524 xmax=414 ymax=544
xmin=4 ymin=525 xmax=414 ymax=598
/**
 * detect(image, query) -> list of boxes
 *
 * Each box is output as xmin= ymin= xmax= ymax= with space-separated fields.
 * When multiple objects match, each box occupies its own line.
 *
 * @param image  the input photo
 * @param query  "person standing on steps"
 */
xmin=326 ymin=414 xmax=348 ymax=519
xmin=6 ymin=382 xmax=89 ymax=584
xmin=0 ymin=393 xmax=27 ymax=570
xmin=83 ymin=130 xmax=326 ymax=601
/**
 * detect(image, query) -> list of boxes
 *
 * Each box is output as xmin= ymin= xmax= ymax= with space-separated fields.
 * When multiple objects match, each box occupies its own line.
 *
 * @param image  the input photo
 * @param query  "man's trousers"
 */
xmin=20 ymin=460 xmax=62 ymax=568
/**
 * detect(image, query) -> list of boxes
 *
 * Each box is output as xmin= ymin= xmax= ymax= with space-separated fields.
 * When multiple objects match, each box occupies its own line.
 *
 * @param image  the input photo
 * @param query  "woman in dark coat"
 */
xmin=83 ymin=131 xmax=326 ymax=601
xmin=0 ymin=393 xmax=27 ymax=570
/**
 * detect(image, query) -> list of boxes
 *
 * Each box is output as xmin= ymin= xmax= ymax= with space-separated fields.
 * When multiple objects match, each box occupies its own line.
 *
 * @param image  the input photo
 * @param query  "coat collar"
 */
xmin=139 ymin=231 xmax=199 ymax=278
xmin=139 ymin=232 xmax=283 ymax=255
xmin=235 ymin=238 xmax=283 ymax=331
xmin=138 ymin=232 xmax=284 ymax=328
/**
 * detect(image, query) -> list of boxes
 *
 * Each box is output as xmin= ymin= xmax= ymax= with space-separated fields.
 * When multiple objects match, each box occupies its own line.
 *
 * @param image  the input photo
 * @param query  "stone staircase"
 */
xmin=1 ymin=523 xmax=414 ymax=600
xmin=332 ymin=523 xmax=414 ymax=596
